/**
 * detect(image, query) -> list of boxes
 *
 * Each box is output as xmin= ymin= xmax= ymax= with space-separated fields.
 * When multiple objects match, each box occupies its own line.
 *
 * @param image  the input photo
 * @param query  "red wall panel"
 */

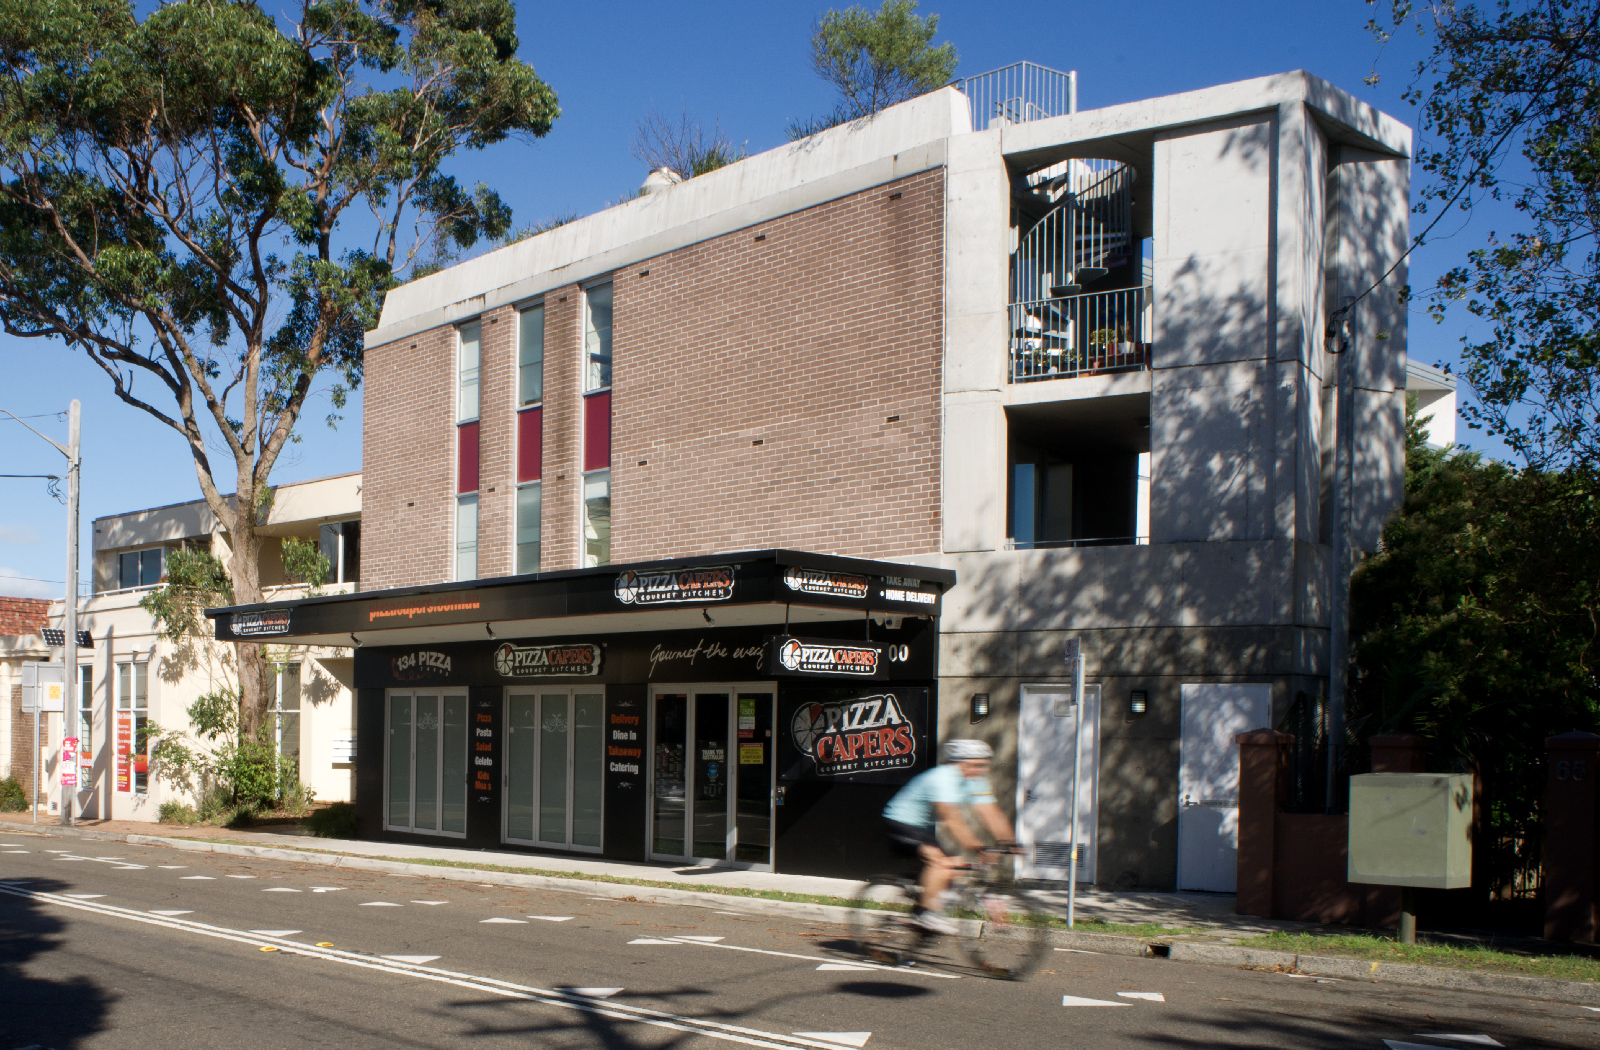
xmin=517 ymin=407 xmax=542 ymax=483
xmin=457 ymin=421 xmax=479 ymax=493
xmin=583 ymin=391 xmax=611 ymax=473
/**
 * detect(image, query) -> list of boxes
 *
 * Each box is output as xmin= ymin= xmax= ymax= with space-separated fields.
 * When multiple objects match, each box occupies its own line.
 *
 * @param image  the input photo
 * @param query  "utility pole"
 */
xmin=2 ymin=401 xmax=82 ymax=825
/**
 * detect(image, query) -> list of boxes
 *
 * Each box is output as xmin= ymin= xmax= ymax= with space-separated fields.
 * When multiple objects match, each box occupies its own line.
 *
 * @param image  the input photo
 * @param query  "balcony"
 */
xmin=1009 ymin=285 xmax=1152 ymax=383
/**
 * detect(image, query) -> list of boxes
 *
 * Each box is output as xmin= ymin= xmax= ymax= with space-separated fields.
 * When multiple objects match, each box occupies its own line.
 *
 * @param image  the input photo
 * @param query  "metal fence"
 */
xmin=1009 ymin=286 xmax=1152 ymax=383
xmin=956 ymin=61 xmax=1076 ymax=131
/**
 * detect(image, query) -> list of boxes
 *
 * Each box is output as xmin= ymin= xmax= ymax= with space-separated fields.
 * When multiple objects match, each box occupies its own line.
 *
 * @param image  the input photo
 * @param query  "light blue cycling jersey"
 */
xmin=882 ymin=763 xmax=997 ymax=830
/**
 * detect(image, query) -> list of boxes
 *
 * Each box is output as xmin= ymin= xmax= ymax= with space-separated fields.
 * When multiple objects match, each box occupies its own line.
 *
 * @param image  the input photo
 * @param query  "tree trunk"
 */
xmin=227 ymin=492 xmax=271 ymax=741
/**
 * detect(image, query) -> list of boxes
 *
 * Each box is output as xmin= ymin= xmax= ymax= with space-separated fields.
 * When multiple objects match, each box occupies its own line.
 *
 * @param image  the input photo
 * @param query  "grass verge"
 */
xmin=1252 ymin=930 xmax=1600 ymax=983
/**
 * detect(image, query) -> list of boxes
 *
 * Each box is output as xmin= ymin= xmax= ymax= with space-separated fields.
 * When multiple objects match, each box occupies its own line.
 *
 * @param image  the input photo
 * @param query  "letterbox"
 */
xmin=1347 ymin=773 xmax=1473 ymax=889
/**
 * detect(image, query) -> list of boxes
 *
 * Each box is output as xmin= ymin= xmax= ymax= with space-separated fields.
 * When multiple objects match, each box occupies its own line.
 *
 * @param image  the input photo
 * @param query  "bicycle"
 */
xmin=850 ymin=853 xmax=1051 ymax=979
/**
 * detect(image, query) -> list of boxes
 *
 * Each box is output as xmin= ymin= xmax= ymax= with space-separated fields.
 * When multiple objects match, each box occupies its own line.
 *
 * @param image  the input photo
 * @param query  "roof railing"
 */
xmin=954 ymin=61 xmax=1078 ymax=132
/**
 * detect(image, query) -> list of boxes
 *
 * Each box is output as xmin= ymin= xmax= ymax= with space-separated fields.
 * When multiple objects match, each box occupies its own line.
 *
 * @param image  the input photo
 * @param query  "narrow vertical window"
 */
xmin=455 ymin=495 xmax=478 ymax=581
xmin=517 ymin=483 xmax=541 ymax=574
xmin=78 ymin=664 xmax=92 ymax=767
xmin=457 ymin=320 xmax=481 ymax=422
xmin=583 ymin=282 xmax=612 ymax=392
xmin=122 ymin=661 xmax=149 ymax=794
xmin=276 ymin=663 xmax=302 ymax=767
xmin=519 ymin=303 xmax=544 ymax=406
xmin=583 ymin=470 xmax=610 ymax=567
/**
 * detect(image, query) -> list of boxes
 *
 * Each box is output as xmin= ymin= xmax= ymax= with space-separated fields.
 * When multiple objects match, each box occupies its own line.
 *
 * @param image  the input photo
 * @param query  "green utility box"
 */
xmin=1347 ymin=773 xmax=1473 ymax=889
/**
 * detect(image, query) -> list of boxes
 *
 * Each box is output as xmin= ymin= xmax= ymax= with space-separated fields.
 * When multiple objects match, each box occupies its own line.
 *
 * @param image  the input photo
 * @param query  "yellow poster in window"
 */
xmin=739 ymin=744 xmax=764 ymax=765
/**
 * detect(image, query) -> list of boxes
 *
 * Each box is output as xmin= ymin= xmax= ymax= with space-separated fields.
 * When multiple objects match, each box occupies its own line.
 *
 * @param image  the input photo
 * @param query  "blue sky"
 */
xmin=0 ymin=0 xmax=1489 ymax=598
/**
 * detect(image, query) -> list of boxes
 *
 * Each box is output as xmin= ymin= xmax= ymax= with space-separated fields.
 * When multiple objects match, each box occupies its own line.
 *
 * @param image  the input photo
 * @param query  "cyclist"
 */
xmin=882 ymin=738 xmax=1016 ymax=934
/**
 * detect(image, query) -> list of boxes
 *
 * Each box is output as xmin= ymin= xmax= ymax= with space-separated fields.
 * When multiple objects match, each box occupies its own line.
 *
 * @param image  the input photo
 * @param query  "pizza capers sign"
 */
xmin=614 ymin=566 xmax=736 ymax=605
xmin=494 ymin=642 xmax=602 ymax=678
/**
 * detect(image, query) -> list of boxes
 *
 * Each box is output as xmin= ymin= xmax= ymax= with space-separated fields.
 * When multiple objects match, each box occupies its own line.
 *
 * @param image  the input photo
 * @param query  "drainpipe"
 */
xmin=1326 ymin=311 xmax=1354 ymax=812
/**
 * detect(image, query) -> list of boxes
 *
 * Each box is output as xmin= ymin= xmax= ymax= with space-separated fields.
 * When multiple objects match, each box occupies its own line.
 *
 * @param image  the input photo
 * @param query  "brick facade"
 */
xmin=0 ymin=596 xmax=49 ymax=635
xmin=362 ymin=168 xmax=946 ymax=589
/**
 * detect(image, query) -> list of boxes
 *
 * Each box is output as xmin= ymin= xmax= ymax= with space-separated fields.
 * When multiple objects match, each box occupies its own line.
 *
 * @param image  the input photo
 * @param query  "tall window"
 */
xmin=386 ymin=690 xmax=468 ymax=837
xmin=456 ymin=321 xmax=480 ymax=581
xmin=274 ymin=662 xmax=301 ymax=767
xmin=583 ymin=471 xmax=610 ymax=567
xmin=118 ymin=661 xmax=148 ymax=794
xmin=519 ymin=303 xmax=544 ymax=406
xmin=117 ymin=547 xmax=164 ymax=589
xmin=517 ymin=484 xmax=541 ymax=575
xmin=583 ymin=282 xmax=612 ymax=392
xmin=77 ymin=664 xmax=92 ymax=768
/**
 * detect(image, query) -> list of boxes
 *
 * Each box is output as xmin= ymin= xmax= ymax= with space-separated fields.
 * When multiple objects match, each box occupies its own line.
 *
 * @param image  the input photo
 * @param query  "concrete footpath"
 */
xmin=4 ymin=813 xmax=1598 ymax=1006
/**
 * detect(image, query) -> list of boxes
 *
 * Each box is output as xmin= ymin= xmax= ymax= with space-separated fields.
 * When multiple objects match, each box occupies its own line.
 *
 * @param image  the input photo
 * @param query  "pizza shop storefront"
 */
xmin=208 ymin=550 xmax=953 ymax=879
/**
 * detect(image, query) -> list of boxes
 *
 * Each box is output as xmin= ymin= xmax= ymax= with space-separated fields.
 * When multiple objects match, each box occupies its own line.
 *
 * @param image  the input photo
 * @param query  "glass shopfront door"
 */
xmin=504 ymin=687 xmax=605 ymax=851
xmin=385 ymin=690 xmax=468 ymax=837
xmin=649 ymin=685 xmax=774 ymax=866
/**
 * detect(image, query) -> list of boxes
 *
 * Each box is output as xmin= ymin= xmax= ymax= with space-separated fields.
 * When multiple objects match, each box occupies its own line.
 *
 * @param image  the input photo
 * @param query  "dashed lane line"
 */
xmin=0 ymin=883 xmax=860 ymax=1050
xmin=632 ymin=934 xmax=959 ymax=980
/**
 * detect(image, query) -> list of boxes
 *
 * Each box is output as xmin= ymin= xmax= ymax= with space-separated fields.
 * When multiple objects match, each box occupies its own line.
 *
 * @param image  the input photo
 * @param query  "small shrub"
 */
xmin=0 ymin=775 xmax=27 ymax=813
xmin=223 ymin=803 xmax=257 ymax=828
xmin=196 ymin=781 xmax=232 ymax=822
xmin=158 ymin=801 xmax=199 ymax=824
xmin=304 ymin=802 xmax=359 ymax=839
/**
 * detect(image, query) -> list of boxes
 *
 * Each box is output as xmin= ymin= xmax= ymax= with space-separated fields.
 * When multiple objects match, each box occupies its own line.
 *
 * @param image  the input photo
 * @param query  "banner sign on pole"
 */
xmin=60 ymin=736 xmax=78 ymax=788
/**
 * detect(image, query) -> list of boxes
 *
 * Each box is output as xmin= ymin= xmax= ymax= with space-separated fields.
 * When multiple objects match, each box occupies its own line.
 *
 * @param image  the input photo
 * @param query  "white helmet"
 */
xmin=942 ymin=739 xmax=993 ymax=762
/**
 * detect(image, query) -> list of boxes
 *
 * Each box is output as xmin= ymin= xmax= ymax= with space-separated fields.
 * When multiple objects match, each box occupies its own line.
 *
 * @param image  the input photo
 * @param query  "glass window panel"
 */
xmin=139 ymin=548 xmax=162 ymax=586
xmin=693 ymin=694 xmax=729 ymax=860
xmin=583 ymin=471 xmax=610 ymax=568
xmin=78 ymin=665 xmax=92 ymax=760
xmin=278 ymin=712 xmax=301 ymax=762
xmin=442 ymin=695 xmax=468 ymax=835
xmin=584 ymin=283 xmax=612 ymax=391
xmin=652 ymin=695 xmax=687 ymax=857
xmin=134 ymin=663 xmax=147 ymax=707
xmin=506 ymin=694 xmax=538 ymax=841
xmin=519 ymin=304 xmax=544 ymax=405
xmin=455 ymin=495 xmax=479 ymax=581
xmin=414 ymin=695 xmax=440 ymax=831
xmin=388 ymin=695 xmax=412 ymax=828
xmin=539 ymin=693 xmax=569 ymax=843
xmin=281 ymin=663 xmax=301 ymax=711
xmin=517 ymin=483 xmax=542 ymax=575
xmin=119 ymin=552 xmax=138 ymax=590
xmin=735 ymin=693 xmax=774 ymax=864
xmin=457 ymin=321 xmax=481 ymax=421
xmin=572 ymin=692 xmax=605 ymax=847
xmin=117 ymin=664 xmax=130 ymax=710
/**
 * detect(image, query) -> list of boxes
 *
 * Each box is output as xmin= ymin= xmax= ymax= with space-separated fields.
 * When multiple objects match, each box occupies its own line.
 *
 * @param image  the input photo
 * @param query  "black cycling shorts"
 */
xmin=883 ymin=817 xmax=955 ymax=859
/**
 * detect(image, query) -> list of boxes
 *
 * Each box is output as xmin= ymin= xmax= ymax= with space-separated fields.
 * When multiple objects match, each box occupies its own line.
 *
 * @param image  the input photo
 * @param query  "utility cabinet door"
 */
xmin=1176 ymin=683 xmax=1271 ymax=892
xmin=1016 ymin=684 xmax=1100 ymax=883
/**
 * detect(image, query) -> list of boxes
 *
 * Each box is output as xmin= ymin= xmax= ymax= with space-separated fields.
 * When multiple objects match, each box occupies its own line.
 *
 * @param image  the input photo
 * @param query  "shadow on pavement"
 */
xmin=0 ymin=879 xmax=115 ymax=1048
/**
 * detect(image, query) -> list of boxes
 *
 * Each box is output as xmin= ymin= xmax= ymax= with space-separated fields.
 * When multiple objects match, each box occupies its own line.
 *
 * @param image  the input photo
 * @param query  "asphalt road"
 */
xmin=1 ymin=832 xmax=1597 ymax=1050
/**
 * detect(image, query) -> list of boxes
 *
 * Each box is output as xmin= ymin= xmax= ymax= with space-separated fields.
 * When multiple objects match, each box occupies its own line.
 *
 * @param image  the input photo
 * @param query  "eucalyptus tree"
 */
xmin=0 ymin=0 xmax=558 ymax=733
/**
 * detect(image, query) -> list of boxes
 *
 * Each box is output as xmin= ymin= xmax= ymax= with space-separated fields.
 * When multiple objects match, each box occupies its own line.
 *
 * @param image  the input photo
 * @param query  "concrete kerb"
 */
xmin=9 ymin=824 xmax=1600 ymax=1005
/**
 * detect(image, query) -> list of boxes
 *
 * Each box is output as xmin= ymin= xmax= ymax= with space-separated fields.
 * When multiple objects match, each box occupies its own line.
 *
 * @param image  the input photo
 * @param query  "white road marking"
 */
xmin=1061 ymin=995 xmax=1129 ymax=1007
xmin=225 ymin=875 xmax=257 ymax=879
xmin=816 ymin=963 xmax=872 ymax=971
xmin=249 ymin=929 xmax=301 ymax=936
xmin=792 ymin=1033 xmax=870 ymax=1048
xmin=1054 ymin=948 xmax=1101 ymax=955
xmin=310 ymin=887 xmax=346 ymax=892
xmin=527 ymin=915 xmax=574 ymax=921
xmin=0 ymin=885 xmax=852 ymax=1050
xmin=629 ymin=937 xmax=679 ymax=944
xmin=360 ymin=901 xmax=402 ymax=906
xmin=1117 ymin=992 xmax=1164 ymax=1002
xmin=654 ymin=935 xmax=959 ymax=980
xmin=63 ymin=894 xmax=105 ymax=899
xmin=112 ymin=865 xmax=145 ymax=870
xmin=679 ymin=935 xmax=724 ymax=942
xmin=384 ymin=955 xmax=442 ymax=964
xmin=1416 ymin=1039 xmax=1503 ymax=1047
xmin=411 ymin=900 xmax=449 ymax=905
xmin=482 ymin=917 xmax=527 ymax=924
xmin=557 ymin=987 xmax=622 ymax=998
xmin=2 ymin=850 xmax=29 ymax=853
xmin=180 ymin=876 xmax=216 ymax=880
xmin=152 ymin=911 xmax=194 ymax=917
xmin=158 ymin=865 xmax=187 ymax=869
xmin=44 ymin=850 xmax=73 ymax=854
xmin=263 ymin=887 xmax=302 ymax=893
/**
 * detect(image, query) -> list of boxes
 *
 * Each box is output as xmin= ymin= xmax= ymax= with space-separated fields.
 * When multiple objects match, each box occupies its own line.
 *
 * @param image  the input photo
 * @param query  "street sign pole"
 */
xmin=61 ymin=399 xmax=80 ymax=826
xmin=1064 ymin=637 xmax=1086 ymax=927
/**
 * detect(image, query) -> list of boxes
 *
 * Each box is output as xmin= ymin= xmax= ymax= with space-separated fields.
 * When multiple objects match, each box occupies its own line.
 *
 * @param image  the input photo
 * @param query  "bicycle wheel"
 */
xmin=958 ymin=882 xmax=1051 ymax=979
xmin=850 ymin=877 xmax=924 ymax=967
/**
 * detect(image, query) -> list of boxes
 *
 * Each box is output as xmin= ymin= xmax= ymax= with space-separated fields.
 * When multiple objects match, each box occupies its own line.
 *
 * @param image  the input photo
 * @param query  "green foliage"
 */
xmin=1369 ymin=1 xmax=1600 ymax=471
xmin=0 ymin=775 xmax=26 ymax=812
xmin=792 ymin=0 xmax=956 ymax=139
xmin=280 ymin=536 xmax=330 ymax=594
xmin=1349 ymin=399 xmax=1600 ymax=893
xmin=305 ymin=801 xmax=360 ymax=838
xmin=630 ymin=109 xmax=746 ymax=183
xmin=138 ymin=547 xmax=233 ymax=643
xmin=158 ymin=801 xmax=200 ymax=825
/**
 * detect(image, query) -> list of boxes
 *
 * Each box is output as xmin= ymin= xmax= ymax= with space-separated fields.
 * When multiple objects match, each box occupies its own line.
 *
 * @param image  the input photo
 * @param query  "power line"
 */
xmin=0 ymin=474 xmax=61 ymax=479
xmin=0 ymin=411 xmax=67 ymax=421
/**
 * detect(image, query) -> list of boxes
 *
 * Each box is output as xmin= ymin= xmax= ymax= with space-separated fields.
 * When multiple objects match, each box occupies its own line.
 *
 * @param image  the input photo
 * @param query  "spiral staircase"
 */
xmin=1009 ymin=159 xmax=1149 ymax=382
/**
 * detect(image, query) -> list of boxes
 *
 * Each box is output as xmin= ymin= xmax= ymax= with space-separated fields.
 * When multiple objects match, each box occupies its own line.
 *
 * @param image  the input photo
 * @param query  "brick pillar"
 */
xmin=1545 ymin=731 xmax=1600 ymax=941
xmin=1235 ymin=729 xmax=1292 ymax=917
xmin=1370 ymin=733 xmax=1428 ymax=773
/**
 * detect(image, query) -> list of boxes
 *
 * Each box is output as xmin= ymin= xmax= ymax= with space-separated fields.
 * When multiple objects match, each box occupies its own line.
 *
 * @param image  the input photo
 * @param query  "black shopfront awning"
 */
xmin=204 ymin=549 xmax=954 ymax=648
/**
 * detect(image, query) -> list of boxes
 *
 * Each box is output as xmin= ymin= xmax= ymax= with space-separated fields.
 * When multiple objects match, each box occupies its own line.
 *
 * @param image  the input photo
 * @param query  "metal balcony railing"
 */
xmin=955 ymin=61 xmax=1076 ymax=132
xmin=1009 ymin=286 xmax=1153 ymax=383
